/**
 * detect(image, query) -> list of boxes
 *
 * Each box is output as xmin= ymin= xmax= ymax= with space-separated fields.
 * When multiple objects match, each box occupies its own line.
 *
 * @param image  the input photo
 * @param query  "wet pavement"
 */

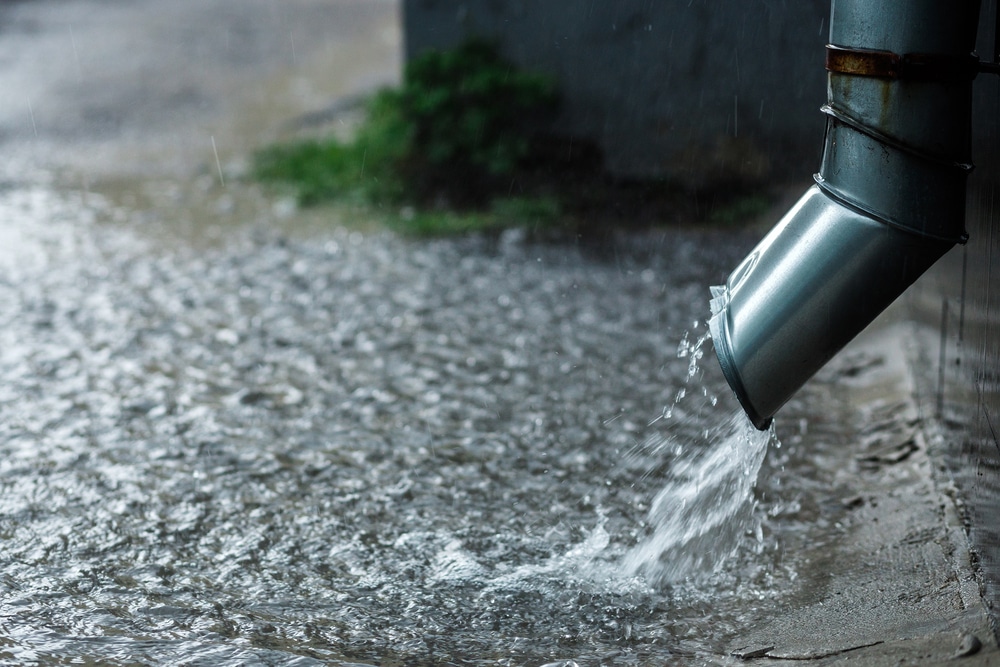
xmin=0 ymin=1 xmax=997 ymax=665
xmin=0 ymin=0 xmax=400 ymax=181
xmin=0 ymin=183 xmax=752 ymax=664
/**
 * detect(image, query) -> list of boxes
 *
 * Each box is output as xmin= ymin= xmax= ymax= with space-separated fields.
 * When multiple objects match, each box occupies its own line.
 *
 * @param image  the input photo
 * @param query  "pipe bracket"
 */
xmin=826 ymin=44 xmax=979 ymax=81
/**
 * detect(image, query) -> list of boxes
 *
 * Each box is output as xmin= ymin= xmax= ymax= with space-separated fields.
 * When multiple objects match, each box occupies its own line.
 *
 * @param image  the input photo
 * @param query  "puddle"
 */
xmin=0 ymin=179 xmax=827 ymax=665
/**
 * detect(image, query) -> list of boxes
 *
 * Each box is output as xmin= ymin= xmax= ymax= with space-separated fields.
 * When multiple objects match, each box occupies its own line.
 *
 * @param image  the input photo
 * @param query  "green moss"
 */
xmin=385 ymin=209 xmax=494 ymax=236
xmin=490 ymin=196 xmax=563 ymax=230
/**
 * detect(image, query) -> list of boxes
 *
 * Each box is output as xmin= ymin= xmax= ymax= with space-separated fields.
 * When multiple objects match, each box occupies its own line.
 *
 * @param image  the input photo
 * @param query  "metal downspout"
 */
xmin=710 ymin=0 xmax=981 ymax=430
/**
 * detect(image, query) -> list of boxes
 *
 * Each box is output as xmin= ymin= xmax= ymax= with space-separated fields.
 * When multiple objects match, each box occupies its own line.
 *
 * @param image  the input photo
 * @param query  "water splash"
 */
xmin=481 ymin=518 xmax=612 ymax=592
xmin=621 ymin=314 xmax=774 ymax=586
xmin=622 ymin=411 xmax=771 ymax=586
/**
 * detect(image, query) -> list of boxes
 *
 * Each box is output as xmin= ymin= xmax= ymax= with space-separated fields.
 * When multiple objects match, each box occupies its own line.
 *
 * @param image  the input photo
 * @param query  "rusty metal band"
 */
xmin=826 ymin=44 xmax=979 ymax=81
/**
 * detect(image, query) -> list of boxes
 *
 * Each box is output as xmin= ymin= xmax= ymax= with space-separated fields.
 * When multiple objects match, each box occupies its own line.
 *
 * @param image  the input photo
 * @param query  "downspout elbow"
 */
xmin=710 ymin=0 xmax=979 ymax=430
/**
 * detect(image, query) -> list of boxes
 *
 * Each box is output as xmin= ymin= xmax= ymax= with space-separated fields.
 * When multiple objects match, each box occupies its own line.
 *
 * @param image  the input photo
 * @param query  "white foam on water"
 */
xmin=479 ymin=517 xmax=612 ymax=593
xmin=621 ymin=410 xmax=771 ymax=585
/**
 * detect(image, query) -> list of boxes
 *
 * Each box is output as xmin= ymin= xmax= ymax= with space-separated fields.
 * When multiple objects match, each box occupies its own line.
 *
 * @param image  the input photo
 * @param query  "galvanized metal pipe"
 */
xmin=710 ymin=0 xmax=980 ymax=430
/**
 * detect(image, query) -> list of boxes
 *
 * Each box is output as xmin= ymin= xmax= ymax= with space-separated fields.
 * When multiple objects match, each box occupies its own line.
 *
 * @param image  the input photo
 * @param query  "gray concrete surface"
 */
xmin=902 ymin=0 xmax=1000 ymax=642
xmin=732 ymin=318 xmax=998 ymax=664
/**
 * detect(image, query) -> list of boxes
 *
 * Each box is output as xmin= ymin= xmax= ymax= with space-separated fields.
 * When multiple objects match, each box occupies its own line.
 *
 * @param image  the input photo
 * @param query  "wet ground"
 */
xmin=0 ymin=2 xmax=996 ymax=665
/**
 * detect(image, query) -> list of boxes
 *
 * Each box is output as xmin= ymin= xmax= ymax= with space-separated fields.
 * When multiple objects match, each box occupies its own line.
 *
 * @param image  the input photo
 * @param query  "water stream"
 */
xmin=618 ymin=325 xmax=775 ymax=588
xmin=623 ymin=412 xmax=772 ymax=587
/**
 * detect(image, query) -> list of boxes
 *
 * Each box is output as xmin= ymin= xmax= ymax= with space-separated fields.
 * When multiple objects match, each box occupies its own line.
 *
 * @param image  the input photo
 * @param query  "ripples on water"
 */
xmin=0 ymin=185 xmax=797 ymax=665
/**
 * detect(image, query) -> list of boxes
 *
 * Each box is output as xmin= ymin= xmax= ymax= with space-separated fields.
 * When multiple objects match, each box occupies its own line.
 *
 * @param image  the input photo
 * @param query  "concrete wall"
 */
xmin=402 ymin=0 xmax=829 ymax=187
xmin=909 ymin=0 xmax=1000 ymax=632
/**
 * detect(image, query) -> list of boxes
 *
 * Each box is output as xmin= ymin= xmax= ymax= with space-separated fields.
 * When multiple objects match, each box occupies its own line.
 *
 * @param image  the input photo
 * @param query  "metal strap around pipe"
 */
xmin=813 ymin=171 xmax=970 ymax=245
xmin=826 ymin=44 xmax=979 ymax=81
xmin=820 ymin=104 xmax=975 ymax=173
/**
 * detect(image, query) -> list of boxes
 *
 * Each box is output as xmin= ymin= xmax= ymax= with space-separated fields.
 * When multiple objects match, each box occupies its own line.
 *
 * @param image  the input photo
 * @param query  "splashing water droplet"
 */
xmin=618 ymin=310 xmax=776 ymax=586
xmin=676 ymin=331 xmax=690 ymax=357
xmin=622 ymin=411 xmax=772 ymax=586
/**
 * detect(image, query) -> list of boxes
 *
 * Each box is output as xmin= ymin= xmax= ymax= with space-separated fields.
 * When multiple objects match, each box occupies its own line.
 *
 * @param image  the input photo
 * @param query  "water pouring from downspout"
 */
xmin=710 ymin=0 xmax=983 ymax=430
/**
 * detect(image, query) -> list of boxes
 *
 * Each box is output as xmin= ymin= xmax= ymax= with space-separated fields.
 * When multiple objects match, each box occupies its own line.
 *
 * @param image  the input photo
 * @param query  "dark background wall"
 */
xmin=402 ymin=0 xmax=829 ymax=188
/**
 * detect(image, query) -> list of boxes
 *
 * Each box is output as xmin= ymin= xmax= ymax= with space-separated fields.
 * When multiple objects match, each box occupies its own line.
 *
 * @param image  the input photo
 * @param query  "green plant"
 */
xmin=252 ymin=91 xmax=410 ymax=206
xmin=399 ymin=39 xmax=558 ymax=178
xmin=252 ymin=39 xmax=558 ymax=213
